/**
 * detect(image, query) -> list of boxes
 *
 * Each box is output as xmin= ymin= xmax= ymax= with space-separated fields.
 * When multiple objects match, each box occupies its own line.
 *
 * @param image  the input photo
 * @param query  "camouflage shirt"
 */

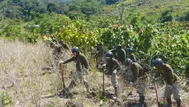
xmin=61 ymin=43 xmax=70 ymax=50
xmin=129 ymin=53 xmax=139 ymax=62
xmin=106 ymin=58 xmax=121 ymax=75
xmin=157 ymin=64 xmax=179 ymax=85
xmin=111 ymin=49 xmax=126 ymax=63
xmin=130 ymin=62 xmax=144 ymax=82
xmin=63 ymin=53 xmax=89 ymax=71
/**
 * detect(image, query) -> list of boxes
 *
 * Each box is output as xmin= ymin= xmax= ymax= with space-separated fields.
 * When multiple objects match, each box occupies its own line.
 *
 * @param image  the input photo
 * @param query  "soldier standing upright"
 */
xmin=59 ymin=47 xmax=90 ymax=94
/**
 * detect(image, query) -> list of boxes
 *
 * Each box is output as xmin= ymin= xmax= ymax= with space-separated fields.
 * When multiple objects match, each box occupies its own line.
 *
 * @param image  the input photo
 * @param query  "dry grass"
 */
xmin=0 ymin=39 xmax=107 ymax=107
xmin=0 ymin=39 xmax=188 ymax=107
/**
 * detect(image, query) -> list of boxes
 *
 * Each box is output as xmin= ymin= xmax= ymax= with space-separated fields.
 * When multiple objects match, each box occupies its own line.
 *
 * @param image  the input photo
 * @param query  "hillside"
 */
xmin=0 ymin=40 xmax=189 ymax=106
xmin=0 ymin=0 xmax=189 ymax=25
xmin=0 ymin=0 xmax=189 ymax=106
xmin=0 ymin=40 xmax=188 ymax=107
xmin=89 ymin=0 xmax=189 ymax=27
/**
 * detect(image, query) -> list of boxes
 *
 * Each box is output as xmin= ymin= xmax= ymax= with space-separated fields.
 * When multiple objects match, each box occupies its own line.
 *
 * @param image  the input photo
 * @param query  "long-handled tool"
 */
xmin=154 ymin=80 xmax=160 ymax=107
xmin=102 ymin=64 xmax=106 ymax=96
xmin=60 ymin=63 xmax=66 ymax=89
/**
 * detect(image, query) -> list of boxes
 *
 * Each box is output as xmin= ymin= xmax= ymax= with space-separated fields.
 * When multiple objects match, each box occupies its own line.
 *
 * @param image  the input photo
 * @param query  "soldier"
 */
xmin=59 ymin=47 xmax=89 ymax=94
xmin=125 ymin=48 xmax=139 ymax=62
xmin=59 ymin=40 xmax=70 ymax=50
xmin=103 ymin=51 xmax=121 ymax=99
xmin=50 ymin=35 xmax=57 ymax=44
xmin=50 ymin=42 xmax=64 ymax=65
xmin=124 ymin=58 xmax=149 ymax=107
xmin=152 ymin=58 xmax=181 ymax=107
xmin=96 ymin=43 xmax=106 ymax=68
xmin=110 ymin=45 xmax=126 ymax=64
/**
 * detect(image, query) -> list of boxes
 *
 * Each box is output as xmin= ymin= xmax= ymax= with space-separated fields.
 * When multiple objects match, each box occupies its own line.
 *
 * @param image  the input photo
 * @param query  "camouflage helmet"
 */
xmin=50 ymin=42 xmax=55 ymax=47
xmin=126 ymin=48 xmax=134 ymax=53
xmin=106 ymin=51 xmax=113 ymax=58
xmin=59 ymin=40 xmax=64 ymax=44
xmin=152 ymin=58 xmax=163 ymax=66
xmin=116 ymin=45 xmax=122 ymax=50
xmin=124 ymin=58 xmax=133 ymax=65
xmin=71 ymin=47 xmax=79 ymax=53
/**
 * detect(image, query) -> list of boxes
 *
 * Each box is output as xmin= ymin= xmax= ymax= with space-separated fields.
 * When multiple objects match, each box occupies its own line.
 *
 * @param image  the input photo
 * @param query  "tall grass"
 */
xmin=0 ymin=40 xmax=56 ymax=106
xmin=0 ymin=39 xmax=106 ymax=106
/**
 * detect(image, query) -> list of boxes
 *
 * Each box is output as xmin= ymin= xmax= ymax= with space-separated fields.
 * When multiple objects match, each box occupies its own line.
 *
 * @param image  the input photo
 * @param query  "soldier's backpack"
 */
xmin=137 ymin=61 xmax=151 ymax=73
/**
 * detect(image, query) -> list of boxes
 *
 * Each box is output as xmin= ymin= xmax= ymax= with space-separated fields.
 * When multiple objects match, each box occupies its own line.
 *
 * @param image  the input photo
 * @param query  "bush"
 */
xmin=161 ymin=9 xmax=173 ymax=22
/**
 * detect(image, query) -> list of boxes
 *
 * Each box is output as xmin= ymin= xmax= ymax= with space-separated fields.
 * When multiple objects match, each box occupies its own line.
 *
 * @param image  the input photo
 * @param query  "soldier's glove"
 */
xmin=58 ymin=60 xmax=64 ymax=64
xmin=100 ymin=64 xmax=106 ymax=70
xmin=129 ymin=82 xmax=133 ymax=86
xmin=102 ymin=64 xmax=106 ymax=68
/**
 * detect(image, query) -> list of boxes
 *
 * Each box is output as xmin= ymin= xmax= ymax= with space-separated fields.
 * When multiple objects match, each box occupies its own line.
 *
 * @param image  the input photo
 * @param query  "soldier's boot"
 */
xmin=137 ymin=96 xmax=145 ymax=107
xmin=115 ymin=86 xmax=119 ymax=97
xmin=112 ymin=86 xmax=119 ymax=100
xmin=166 ymin=98 xmax=172 ymax=107
xmin=66 ymin=80 xmax=76 ymax=93
xmin=176 ymin=99 xmax=181 ymax=107
xmin=84 ymin=81 xmax=89 ymax=93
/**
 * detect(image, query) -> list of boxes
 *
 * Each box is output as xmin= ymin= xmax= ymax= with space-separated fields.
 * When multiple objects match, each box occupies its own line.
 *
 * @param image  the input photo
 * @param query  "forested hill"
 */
xmin=0 ymin=0 xmax=189 ymax=24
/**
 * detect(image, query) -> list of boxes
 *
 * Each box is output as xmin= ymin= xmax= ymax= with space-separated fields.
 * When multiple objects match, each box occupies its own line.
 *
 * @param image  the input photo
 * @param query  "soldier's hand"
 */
xmin=59 ymin=60 xmax=64 ymax=64
xmin=129 ymin=82 xmax=133 ymax=86
xmin=102 ymin=64 xmax=106 ymax=68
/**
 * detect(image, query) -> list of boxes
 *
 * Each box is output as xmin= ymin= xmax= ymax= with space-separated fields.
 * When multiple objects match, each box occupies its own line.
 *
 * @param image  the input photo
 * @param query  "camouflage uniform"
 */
xmin=96 ymin=44 xmax=106 ymax=67
xmin=156 ymin=64 xmax=181 ymax=106
xmin=130 ymin=62 xmax=148 ymax=96
xmin=129 ymin=53 xmax=139 ymax=62
xmin=110 ymin=48 xmax=126 ymax=64
xmin=106 ymin=57 xmax=121 ymax=97
xmin=129 ymin=62 xmax=149 ymax=107
xmin=50 ymin=43 xmax=64 ymax=66
xmin=60 ymin=42 xmax=70 ymax=50
xmin=62 ymin=53 xmax=89 ymax=92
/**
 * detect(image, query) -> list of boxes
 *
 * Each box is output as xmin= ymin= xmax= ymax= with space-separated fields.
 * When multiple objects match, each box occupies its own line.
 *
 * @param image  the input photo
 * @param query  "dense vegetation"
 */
xmin=0 ymin=0 xmax=189 ymax=77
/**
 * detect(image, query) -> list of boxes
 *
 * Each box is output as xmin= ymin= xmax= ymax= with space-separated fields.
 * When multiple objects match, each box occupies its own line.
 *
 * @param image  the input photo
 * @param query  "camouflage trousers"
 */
xmin=72 ymin=69 xmax=88 ymax=84
xmin=164 ymin=82 xmax=181 ymax=100
xmin=111 ymin=69 xmax=119 ymax=97
xmin=136 ymin=75 xmax=149 ymax=96
xmin=111 ymin=70 xmax=118 ymax=87
xmin=67 ymin=69 xmax=89 ymax=92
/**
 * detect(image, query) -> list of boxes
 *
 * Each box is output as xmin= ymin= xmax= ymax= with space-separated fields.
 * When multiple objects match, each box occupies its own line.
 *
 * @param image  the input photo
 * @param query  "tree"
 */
xmin=47 ymin=3 xmax=58 ymax=13
xmin=80 ymin=0 xmax=100 ymax=16
xmin=106 ymin=0 xmax=119 ymax=5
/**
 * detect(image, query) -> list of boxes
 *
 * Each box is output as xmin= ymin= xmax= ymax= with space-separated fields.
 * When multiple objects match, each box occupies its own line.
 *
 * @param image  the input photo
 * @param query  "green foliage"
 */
xmin=80 ymin=0 xmax=101 ymax=16
xmin=1 ymin=91 xmax=13 ymax=106
xmin=33 ymin=13 xmax=70 ymax=34
xmin=100 ymin=22 xmax=189 ymax=77
xmin=161 ymin=9 xmax=173 ymax=22
xmin=105 ymin=0 xmax=118 ymax=5
xmin=184 ymin=11 xmax=189 ymax=21
xmin=56 ymin=20 xmax=99 ymax=50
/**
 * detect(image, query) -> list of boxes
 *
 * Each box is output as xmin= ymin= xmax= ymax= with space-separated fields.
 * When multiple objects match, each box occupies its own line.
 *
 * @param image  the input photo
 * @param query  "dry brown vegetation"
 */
xmin=0 ymin=39 xmax=188 ymax=107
